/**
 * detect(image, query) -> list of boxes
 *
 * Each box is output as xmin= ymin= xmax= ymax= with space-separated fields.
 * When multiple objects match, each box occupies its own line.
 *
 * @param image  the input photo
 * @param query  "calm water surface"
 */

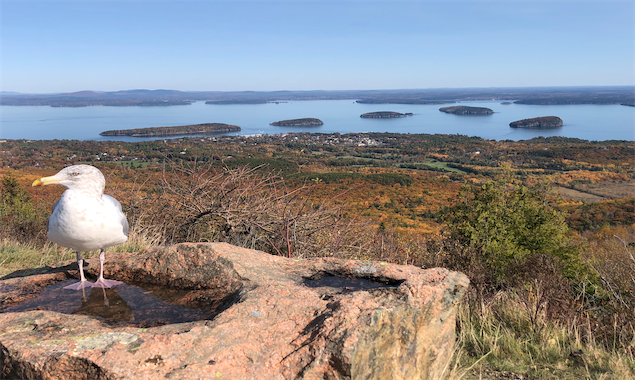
xmin=1 ymin=100 xmax=633 ymax=141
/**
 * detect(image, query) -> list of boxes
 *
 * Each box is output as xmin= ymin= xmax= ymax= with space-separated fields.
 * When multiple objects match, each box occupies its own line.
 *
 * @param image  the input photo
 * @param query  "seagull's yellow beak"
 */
xmin=32 ymin=176 xmax=60 ymax=187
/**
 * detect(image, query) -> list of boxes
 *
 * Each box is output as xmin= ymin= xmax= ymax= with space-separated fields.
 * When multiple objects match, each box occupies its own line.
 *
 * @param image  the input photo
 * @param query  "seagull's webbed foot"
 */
xmin=63 ymin=280 xmax=94 ymax=290
xmin=93 ymin=249 xmax=123 ymax=289
xmin=92 ymin=278 xmax=124 ymax=289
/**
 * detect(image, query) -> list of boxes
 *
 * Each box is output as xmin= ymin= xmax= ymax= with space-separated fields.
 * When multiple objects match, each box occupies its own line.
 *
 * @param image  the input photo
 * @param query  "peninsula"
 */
xmin=357 ymin=99 xmax=453 ymax=105
xmin=360 ymin=111 xmax=413 ymax=118
xmin=439 ymin=106 xmax=494 ymax=115
xmin=100 ymin=123 xmax=241 ymax=137
xmin=509 ymin=116 xmax=563 ymax=129
xmin=206 ymin=100 xmax=269 ymax=105
xmin=270 ymin=118 xmax=324 ymax=127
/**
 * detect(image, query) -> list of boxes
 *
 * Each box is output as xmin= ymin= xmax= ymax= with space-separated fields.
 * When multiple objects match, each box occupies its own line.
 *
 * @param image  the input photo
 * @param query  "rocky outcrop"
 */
xmin=360 ymin=111 xmax=413 ymax=118
xmin=439 ymin=106 xmax=494 ymax=115
xmin=270 ymin=118 xmax=323 ymax=126
xmin=0 ymin=243 xmax=469 ymax=380
xmin=509 ymin=116 xmax=563 ymax=129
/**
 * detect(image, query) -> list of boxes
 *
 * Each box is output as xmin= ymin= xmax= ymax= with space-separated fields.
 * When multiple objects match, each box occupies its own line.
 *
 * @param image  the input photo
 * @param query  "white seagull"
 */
xmin=33 ymin=165 xmax=128 ymax=290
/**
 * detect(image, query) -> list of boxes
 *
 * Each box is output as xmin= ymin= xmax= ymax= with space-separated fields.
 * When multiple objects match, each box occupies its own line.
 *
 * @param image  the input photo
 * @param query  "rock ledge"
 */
xmin=1 ymin=243 xmax=469 ymax=380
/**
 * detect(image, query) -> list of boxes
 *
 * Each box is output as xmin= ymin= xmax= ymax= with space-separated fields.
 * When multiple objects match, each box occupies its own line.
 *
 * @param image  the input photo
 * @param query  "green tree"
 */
xmin=443 ymin=175 xmax=585 ymax=281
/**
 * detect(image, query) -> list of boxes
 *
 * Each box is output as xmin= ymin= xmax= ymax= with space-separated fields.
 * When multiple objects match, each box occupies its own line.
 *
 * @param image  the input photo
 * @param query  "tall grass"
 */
xmin=0 ymin=239 xmax=75 ymax=277
xmin=0 ymin=227 xmax=161 ymax=278
xmin=447 ymin=288 xmax=635 ymax=380
xmin=108 ymin=225 xmax=164 ymax=254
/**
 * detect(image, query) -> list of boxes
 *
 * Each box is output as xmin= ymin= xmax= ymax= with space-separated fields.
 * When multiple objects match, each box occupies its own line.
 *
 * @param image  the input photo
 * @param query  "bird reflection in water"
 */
xmin=2 ymin=279 xmax=220 ymax=327
xmin=73 ymin=286 xmax=134 ymax=324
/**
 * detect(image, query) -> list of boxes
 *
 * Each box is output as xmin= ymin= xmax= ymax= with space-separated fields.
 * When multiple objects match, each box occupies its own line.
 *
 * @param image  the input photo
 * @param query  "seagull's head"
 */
xmin=32 ymin=164 xmax=106 ymax=194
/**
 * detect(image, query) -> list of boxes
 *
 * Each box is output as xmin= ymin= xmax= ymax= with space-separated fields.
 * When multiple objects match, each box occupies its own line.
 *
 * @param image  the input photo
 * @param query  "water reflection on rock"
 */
xmin=2 ymin=279 xmax=221 ymax=327
xmin=73 ymin=286 xmax=133 ymax=323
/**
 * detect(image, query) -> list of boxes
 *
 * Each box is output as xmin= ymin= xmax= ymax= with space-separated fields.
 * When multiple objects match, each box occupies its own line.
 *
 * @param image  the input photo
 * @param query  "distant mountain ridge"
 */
xmin=1 ymin=86 xmax=633 ymax=107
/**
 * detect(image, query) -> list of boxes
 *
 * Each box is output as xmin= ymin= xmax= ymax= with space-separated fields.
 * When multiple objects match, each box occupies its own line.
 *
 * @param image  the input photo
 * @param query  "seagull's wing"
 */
xmin=48 ymin=199 xmax=61 ymax=231
xmin=103 ymin=194 xmax=129 ymax=237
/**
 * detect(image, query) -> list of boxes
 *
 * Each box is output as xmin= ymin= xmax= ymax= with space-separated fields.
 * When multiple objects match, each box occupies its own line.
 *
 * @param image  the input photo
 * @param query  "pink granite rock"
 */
xmin=1 ymin=243 xmax=469 ymax=380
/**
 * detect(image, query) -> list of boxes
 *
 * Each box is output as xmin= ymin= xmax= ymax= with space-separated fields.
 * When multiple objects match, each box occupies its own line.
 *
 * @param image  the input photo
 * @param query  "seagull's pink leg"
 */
xmin=92 ymin=249 xmax=123 ymax=288
xmin=64 ymin=251 xmax=94 ymax=290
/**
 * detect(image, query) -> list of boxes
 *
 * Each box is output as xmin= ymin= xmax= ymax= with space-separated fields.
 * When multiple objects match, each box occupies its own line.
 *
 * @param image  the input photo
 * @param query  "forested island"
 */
xmin=360 ymin=111 xmax=413 ymax=118
xmin=100 ymin=123 xmax=241 ymax=137
xmin=509 ymin=116 xmax=563 ymax=129
xmin=439 ymin=106 xmax=494 ymax=115
xmin=270 ymin=118 xmax=323 ymax=126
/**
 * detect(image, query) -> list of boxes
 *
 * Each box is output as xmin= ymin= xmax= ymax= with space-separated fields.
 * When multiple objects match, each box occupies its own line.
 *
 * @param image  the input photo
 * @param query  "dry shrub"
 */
xmin=131 ymin=160 xmax=371 ymax=258
xmin=581 ymin=225 xmax=635 ymax=357
xmin=351 ymin=224 xmax=437 ymax=265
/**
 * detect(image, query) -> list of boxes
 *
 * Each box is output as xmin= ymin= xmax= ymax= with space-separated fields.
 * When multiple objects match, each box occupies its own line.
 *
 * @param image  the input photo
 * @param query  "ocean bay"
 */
xmin=1 ymin=100 xmax=633 ymax=142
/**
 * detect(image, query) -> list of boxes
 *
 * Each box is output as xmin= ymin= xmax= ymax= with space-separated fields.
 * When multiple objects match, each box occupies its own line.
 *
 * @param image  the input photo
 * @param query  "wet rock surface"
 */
xmin=1 ymin=242 xmax=469 ymax=380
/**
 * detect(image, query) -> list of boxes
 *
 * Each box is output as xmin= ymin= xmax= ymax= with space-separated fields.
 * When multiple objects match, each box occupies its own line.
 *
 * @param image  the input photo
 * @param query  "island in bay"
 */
xmin=100 ymin=123 xmax=241 ymax=137
xmin=360 ymin=111 xmax=413 ymax=118
xmin=509 ymin=116 xmax=563 ymax=129
xmin=270 ymin=118 xmax=324 ymax=126
xmin=439 ymin=106 xmax=494 ymax=115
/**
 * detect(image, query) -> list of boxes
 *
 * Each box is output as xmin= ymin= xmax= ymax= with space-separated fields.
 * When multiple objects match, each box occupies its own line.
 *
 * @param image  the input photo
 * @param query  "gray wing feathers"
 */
xmin=103 ymin=194 xmax=129 ymax=237
xmin=48 ymin=199 xmax=61 ymax=231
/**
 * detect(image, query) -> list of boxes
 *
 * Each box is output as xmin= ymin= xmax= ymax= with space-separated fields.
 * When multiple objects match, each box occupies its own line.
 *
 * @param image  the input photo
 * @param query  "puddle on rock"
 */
xmin=304 ymin=275 xmax=403 ymax=292
xmin=1 ymin=280 xmax=235 ymax=327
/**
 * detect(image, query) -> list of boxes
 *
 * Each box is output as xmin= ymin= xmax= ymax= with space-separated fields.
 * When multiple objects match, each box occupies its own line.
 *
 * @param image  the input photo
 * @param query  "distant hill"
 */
xmin=357 ymin=99 xmax=453 ymax=105
xmin=1 ymin=86 xmax=633 ymax=107
xmin=206 ymin=100 xmax=270 ymax=105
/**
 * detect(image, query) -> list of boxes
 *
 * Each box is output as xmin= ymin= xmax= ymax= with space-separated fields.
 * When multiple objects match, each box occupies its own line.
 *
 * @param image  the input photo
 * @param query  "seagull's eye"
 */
xmin=70 ymin=172 xmax=80 ymax=177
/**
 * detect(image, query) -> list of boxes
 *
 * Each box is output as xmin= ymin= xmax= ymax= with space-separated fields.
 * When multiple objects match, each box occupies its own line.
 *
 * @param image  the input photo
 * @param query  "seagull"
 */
xmin=33 ymin=164 xmax=128 ymax=290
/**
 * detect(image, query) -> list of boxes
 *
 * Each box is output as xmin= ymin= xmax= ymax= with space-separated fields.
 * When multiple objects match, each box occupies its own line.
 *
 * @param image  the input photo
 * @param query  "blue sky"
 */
xmin=1 ymin=1 xmax=633 ymax=93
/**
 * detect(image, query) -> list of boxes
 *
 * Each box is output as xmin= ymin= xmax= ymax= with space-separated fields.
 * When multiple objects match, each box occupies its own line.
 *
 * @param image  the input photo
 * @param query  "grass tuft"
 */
xmin=0 ymin=239 xmax=76 ymax=277
xmin=0 ymin=226 xmax=160 ymax=277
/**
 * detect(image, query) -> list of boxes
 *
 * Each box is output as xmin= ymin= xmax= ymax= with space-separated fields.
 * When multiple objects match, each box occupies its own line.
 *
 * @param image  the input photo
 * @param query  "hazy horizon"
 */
xmin=2 ymin=1 xmax=633 ymax=94
xmin=3 ymin=85 xmax=635 ymax=97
